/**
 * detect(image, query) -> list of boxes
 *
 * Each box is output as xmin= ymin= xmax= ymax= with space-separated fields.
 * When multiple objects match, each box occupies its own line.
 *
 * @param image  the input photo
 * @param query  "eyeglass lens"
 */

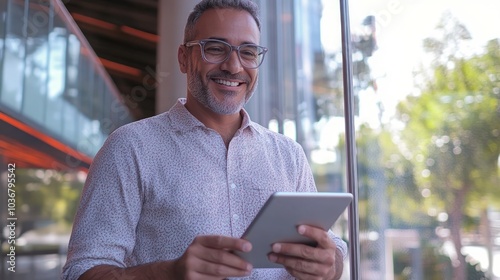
xmin=202 ymin=40 xmax=264 ymax=68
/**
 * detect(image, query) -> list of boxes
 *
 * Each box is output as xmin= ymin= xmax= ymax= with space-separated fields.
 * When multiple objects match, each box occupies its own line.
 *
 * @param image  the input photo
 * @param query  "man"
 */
xmin=62 ymin=0 xmax=347 ymax=279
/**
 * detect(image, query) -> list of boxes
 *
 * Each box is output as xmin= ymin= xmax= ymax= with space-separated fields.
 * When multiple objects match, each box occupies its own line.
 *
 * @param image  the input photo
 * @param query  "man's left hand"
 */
xmin=267 ymin=225 xmax=343 ymax=280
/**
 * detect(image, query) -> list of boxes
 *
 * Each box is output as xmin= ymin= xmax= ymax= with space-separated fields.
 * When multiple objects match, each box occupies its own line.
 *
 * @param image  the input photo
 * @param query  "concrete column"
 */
xmin=156 ymin=0 xmax=199 ymax=114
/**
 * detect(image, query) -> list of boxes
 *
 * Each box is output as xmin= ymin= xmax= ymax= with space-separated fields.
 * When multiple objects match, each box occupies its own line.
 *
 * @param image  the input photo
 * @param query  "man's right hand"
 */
xmin=171 ymin=235 xmax=253 ymax=280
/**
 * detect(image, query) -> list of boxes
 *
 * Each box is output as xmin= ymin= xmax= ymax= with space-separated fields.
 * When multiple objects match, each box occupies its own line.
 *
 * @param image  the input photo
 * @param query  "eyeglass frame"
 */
xmin=184 ymin=39 xmax=268 ymax=69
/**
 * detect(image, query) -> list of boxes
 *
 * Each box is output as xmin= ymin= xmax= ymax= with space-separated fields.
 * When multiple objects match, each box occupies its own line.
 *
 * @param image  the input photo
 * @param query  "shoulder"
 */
xmin=114 ymin=112 xmax=169 ymax=135
xmin=107 ymin=112 xmax=169 ymax=141
xmin=95 ymin=113 xmax=170 ymax=159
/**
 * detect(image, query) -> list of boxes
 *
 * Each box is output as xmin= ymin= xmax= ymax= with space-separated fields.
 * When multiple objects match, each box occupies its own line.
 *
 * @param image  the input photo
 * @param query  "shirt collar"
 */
xmin=168 ymin=98 xmax=262 ymax=135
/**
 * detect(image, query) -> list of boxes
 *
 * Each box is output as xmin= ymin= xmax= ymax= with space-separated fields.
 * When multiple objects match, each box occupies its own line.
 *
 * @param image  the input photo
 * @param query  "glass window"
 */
xmin=1 ymin=0 xmax=25 ymax=111
xmin=91 ymin=77 xmax=103 ymax=122
xmin=22 ymin=2 xmax=51 ymax=123
xmin=255 ymin=1 xmax=499 ymax=279
xmin=102 ymin=87 xmax=112 ymax=134
xmin=1 ymin=1 xmax=134 ymax=277
xmin=61 ymin=98 xmax=77 ymax=144
xmin=65 ymin=33 xmax=79 ymax=98
xmin=76 ymin=50 xmax=93 ymax=120
xmin=45 ymin=13 xmax=68 ymax=134
xmin=253 ymin=0 xmax=352 ymax=275
xmin=345 ymin=1 xmax=500 ymax=279
xmin=0 ymin=0 xmax=6 ymax=87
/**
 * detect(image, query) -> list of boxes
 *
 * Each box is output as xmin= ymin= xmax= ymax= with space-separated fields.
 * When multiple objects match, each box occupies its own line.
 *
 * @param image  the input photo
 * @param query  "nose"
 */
xmin=220 ymin=49 xmax=244 ymax=74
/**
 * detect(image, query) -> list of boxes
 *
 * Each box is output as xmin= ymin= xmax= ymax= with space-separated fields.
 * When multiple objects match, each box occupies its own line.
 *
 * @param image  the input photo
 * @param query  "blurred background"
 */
xmin=1 ymin=0 xmax=499 ymax=279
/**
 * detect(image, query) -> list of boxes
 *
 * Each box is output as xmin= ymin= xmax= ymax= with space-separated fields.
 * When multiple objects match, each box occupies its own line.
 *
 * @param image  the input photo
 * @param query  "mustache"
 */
xmin=207 ymin=72 xmax=250 ymax=83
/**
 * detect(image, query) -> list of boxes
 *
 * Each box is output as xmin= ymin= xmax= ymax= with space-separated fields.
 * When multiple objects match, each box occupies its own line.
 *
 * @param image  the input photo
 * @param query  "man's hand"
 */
xmin=267 ymin=225 xmax=343 ymax=280
xmin=171 ymin=235 xmax=253 ymax=280
xmin=78 ymin=235 xmax=253 ymax=280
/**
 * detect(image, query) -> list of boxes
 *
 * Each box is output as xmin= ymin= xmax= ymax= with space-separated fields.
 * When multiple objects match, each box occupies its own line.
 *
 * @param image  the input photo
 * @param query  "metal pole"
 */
xmin=339 ymin=0 xmax=360 ymax=279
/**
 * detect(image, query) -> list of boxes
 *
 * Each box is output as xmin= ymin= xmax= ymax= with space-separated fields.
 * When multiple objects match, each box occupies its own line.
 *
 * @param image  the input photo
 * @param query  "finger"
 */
xmin=269 ymin=253 xmax=330 ymax=276
xmin=181 ymin=245 xmax=252 ymax=278
xmin=197 ymin=247 xmax=253 ymax=272
xmin=297 ymin=225 xmax=335 ymax=249
xmin=199 ymin=258 xmax=253 ymax=278
xmin=185 ymin=239 xmax=253 ymax=272
xmin=194 ymin=235 xmax=252 ymax=252
xmin=271 ymin=242 xmax=334 ymax=265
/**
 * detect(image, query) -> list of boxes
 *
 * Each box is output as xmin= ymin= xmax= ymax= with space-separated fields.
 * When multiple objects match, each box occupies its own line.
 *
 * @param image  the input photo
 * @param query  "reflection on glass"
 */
xmin=23 ymin=3 xmax=50 ymax=122
xmin=62 ymin=101 xmax=77 ymax=144
xmin=0 ymin=1 xmax=134 ymax=278
xmin=1 ymin=0 xmax=25 ymax=111
xmin=47 ymin=27 xmax=67 ymax=100
xmin=262 ymin=0 xmax=500 ymax=279
xmin=0 ymin=0 xmax=131 ymax=158
xmin=0 ymin=0 xmax=6 ymax=87
xmin=46 ymin=24 xmax=67 ymax=134
xmin=343 ymin=1 xmax=500 ymax=280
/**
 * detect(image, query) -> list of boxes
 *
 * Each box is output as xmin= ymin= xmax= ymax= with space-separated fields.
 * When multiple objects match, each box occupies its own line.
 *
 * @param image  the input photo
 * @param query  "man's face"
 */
xmin=180 ymin=8 xmax=260 ymax=115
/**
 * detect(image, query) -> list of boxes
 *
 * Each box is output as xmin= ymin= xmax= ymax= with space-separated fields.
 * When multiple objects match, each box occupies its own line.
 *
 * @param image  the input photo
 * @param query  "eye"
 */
xmin=240 ymin=46 xmax=259 ymax=59
xmin=204 ymin=42 xmax=228 ymax=55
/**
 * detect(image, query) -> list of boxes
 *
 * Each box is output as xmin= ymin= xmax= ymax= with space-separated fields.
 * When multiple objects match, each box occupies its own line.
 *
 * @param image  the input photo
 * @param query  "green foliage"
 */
xmin=393 ymin=247 xmax=488 ymax=280
xmin=395 ymin=13 xmax=499 ymax=279
xmin=393 ymin=244 xmax=452 ymax=280
xmin=351 ymin=12 xmax=498 ymax=280
xmin=398 ymin=37 xmax=500 ymax=215
xmin=14 ymin=169 xmax=84 ymax=233
xmin=354 ymin=123 xmax=435 ymax=232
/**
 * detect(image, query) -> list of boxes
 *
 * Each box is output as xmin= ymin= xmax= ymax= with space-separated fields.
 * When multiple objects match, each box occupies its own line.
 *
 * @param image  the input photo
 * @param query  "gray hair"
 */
xmin=184 ymin=0 xmax=261 ymax=43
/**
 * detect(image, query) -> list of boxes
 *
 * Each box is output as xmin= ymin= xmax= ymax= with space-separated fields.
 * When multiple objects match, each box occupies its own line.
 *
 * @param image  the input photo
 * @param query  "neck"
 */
xmin=184 ymin=100 xmax=242 ymax=148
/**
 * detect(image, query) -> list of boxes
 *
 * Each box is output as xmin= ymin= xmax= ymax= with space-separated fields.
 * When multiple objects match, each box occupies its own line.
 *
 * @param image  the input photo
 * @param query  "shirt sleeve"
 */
xmin=328 ymin=230 xmax=349 ymax=260
xmin=61 ymin=127 xmax=145 ymax=280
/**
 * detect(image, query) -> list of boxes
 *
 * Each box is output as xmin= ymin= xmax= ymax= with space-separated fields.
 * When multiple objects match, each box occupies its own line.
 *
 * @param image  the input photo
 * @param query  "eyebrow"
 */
xmin=208 ymin=37 xmax=258 ymax=45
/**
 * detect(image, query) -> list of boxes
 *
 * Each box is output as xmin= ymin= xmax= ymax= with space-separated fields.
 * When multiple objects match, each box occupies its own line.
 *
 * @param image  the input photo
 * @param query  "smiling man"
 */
xmin=61 ymin=1 xmax=347 ymax=280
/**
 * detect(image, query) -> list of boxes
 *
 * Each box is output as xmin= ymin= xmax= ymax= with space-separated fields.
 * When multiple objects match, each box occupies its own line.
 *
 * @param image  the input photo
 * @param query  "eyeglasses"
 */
xmin=184 ymin=39 xmax=268 ymax=69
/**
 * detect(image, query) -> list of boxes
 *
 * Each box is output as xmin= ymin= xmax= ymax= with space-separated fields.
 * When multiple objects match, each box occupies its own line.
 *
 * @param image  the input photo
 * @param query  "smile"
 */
xmin=214 ymin=79 xmax=242 ymax=87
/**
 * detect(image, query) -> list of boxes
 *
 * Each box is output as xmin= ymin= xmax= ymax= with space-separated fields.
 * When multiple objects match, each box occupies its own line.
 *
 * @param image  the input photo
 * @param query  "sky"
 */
xmin=320 ymin=0 xmax=500 ymax=128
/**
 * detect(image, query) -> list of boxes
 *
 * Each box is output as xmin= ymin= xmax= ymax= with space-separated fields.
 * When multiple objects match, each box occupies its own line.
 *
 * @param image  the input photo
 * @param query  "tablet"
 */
xmin=235 ymin=192 xmax=353 ymax=268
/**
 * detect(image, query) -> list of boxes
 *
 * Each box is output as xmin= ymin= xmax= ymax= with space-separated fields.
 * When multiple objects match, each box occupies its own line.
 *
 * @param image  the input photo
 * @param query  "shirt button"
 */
xmin=231 ymin=183 xmax=237 ymax=189
xmin=232 ymin=214 xmax=239 ymax=220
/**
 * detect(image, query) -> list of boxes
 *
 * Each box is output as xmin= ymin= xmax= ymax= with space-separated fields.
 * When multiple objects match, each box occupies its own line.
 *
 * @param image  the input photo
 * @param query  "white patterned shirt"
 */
xmin=62 ymin=98 xmax=347 ymax=280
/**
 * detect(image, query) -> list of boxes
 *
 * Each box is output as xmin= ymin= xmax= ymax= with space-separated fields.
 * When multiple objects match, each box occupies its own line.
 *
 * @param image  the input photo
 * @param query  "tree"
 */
xmin=13 ymin=169 xmax=83 ymax=237
xmin=396 ymin=13 xmax=500 ymax=280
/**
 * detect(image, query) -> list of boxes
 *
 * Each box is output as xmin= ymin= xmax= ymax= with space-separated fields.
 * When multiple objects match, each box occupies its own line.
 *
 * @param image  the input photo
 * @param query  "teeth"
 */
xmin=215 ymin=79 xmax=240 ymax=87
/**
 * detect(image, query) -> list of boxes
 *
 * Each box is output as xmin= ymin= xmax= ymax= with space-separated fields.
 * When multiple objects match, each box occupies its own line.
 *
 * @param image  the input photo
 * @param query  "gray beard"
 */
xmin=187 ymin=68 xmax=256 ymax=115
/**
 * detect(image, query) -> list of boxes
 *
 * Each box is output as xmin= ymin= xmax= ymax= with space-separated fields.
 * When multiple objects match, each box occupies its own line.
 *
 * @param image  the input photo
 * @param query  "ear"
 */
xmin=178 ymin=45 xmax=188 ymax=74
